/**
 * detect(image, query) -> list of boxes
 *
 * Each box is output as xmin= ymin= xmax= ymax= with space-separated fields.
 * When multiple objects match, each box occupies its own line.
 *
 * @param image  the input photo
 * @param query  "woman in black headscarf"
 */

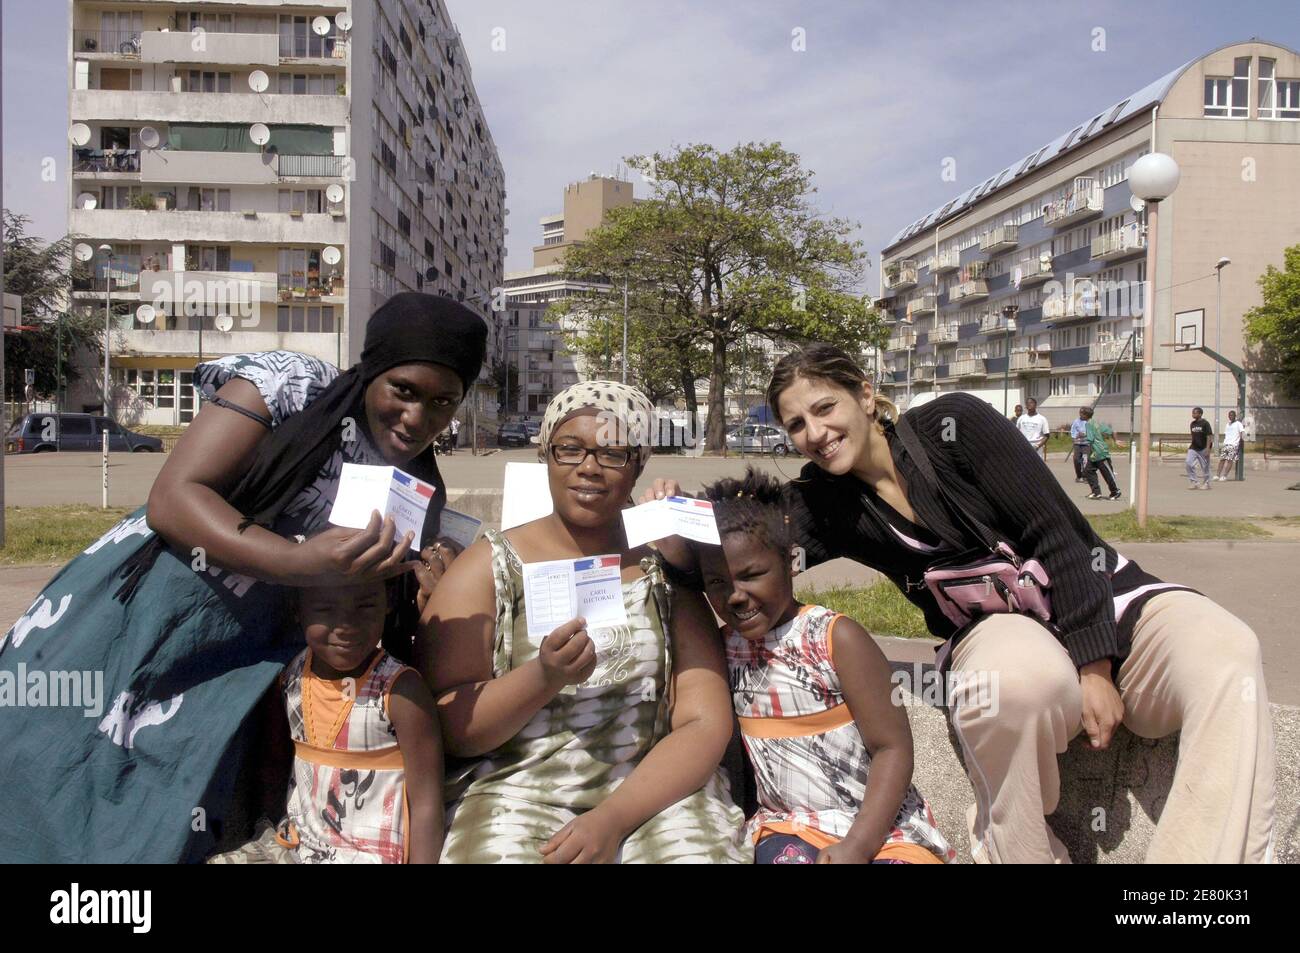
xmin=0 ymin=293 xmax=486 ymax=863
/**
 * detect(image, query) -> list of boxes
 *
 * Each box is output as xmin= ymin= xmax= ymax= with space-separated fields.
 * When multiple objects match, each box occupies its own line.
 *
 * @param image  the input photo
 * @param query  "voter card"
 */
xmin=621 ymin=495 xmax=721 ymax=547
xmin=501 ymin=462 xmax=553 ymax=530
xmin=437 ymin=507 xmax=483 ymax=550
xmin=328 ymin=463 xmax=434 ymax=542
xmin=521 ymin=553 xmax=626 ymax=639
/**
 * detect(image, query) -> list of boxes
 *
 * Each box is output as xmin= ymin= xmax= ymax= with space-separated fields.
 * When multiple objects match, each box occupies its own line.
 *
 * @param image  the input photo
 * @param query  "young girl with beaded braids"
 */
xmin=694 ymin=468 xmax=953 ymax=864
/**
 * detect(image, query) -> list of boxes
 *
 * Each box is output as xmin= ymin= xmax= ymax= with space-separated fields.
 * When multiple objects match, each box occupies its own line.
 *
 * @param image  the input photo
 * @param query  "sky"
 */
xmin=3 ymin=0 xmax=1297 ymax=292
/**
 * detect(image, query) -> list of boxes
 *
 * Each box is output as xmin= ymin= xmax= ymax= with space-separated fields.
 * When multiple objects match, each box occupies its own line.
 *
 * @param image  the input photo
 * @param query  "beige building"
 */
xmin=67 ymin=0 xmax=504 ymax=426
xmin=878 ymin=39 xmax=1300 ymax=437
xmin=500 ymin=174 xmax=635 ymax=417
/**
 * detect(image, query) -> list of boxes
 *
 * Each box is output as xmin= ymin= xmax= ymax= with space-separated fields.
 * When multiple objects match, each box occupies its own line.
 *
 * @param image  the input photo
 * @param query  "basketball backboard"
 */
xmin=1173 ymin=308 xmax=1204 ymax=351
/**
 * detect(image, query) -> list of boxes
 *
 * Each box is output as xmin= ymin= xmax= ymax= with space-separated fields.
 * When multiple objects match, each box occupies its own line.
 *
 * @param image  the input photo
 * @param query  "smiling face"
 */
xmin=700 ymin=531 xmax=798 ymax=641
xmin=363 ymin=362 xmax=463 ymax=464
xmin=544 ymin=411 xmax=641 ymax=530
xmin=300 ymin=580 xmax=387 ymax=675
xmin=775 ymin=374 xmax=878 ymax=477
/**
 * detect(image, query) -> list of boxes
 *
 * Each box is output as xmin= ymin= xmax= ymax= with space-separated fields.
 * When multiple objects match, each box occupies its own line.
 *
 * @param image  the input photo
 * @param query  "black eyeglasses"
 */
xmin=549 ymin=443 xmax=634 ymax=469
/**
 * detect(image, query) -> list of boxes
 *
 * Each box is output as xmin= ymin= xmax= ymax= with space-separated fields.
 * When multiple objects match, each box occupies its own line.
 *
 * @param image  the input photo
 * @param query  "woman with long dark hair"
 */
xmin=0 ymin=292 xmax=484 ymax=863
xmin=651 ymin=342 xmax=1275 ymax=863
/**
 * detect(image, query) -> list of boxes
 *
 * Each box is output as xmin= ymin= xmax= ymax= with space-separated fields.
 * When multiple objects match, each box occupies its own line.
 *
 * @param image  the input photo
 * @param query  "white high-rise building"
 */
xmin=67 ymin=0 xmax=505 ymax=426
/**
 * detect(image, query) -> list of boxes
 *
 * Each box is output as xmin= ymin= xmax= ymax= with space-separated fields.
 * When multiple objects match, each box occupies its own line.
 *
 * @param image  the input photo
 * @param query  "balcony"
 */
xmin=140 ymin=30 xmax=280 ymax=68
xmin=1013 ymin=254 xmax=1054 ymax=287
xmin=887 ymin=330 xmax=916 ymax=351
xmin=1091 ymin=222 xmax=1146 ymax=261
xmin=951 ymin=358 xmax=987 ymax=378
xmin=1043 ymin=177 xmax=1103 ymax=228
xmin=930 ymin=249 xmax=960 ymax=274
xmin=930 ymin=325 xmax=960 ymax=344
xmin=979 ymin=223 xmax=1019 ymax=254
xmin=1010 ymin=349 xmax=1053 ymax=372
xmin=906 ymin=291 xmax=938 ymax=320
xmin=949 ymin=279 xmax=989 ymax=304
xmin=278 ymin=155 xmax=349 ymax=179
xmin=979 ymin=312 xmax=1012 ymax=334
xmin=1089 ymin=336 xmax=1142 ymax=364
xmin=69 ymin=208 xmax=347 ymax=246
xmin=73 ymin=29 xmax=141 ymax=57
xmin=73 ymin=148 xmax=140 ymax=174
xmin=884 ymin=260 xmax=918 ymax=291
xmin=140 ymin=149 xmax=278 ymax=185
xmin=116 ymin=329 xmax=343 ymax=361
xmin=72 ymin=89 xmax=349 ymax=128
xmin=959 ymin=260 xmax=989 ymax=281
xmin=1041 ymin=289 xmax=1098 ymax=323
xmin=912 ymin=363 xmax=936 ymax=381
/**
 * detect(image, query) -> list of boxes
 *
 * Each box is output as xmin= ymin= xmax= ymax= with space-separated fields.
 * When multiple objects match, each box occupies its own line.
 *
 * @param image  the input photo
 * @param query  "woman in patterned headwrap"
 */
xmin=417 ymin=381 xmax=749 ymax=863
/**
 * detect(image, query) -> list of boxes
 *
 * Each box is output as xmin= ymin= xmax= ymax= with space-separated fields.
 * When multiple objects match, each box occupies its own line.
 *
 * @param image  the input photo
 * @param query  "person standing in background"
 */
xmin=1080 ymin=407 xmax=1121 ymax=501
xmin=1215 ymin=410 xmax=1244 ymax=482
xmin=1017 ymin=397 xmax=1050 ymax=461
xmin=1070 ymin=407 xmax=1090 ymax=483
xmin=1187 ymin=407 xmax=1214 ymax=490
xmin=449 ymin=415 xmax=460 ymax=454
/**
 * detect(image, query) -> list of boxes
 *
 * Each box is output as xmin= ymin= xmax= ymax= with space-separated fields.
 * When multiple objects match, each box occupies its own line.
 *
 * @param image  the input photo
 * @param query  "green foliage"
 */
xmin=2 ymin=211 xmax=103 ymax=400
xmin=1243 ymin=244 xmax=1300 ymax=397
xmin=553 ymin=142 xmax=882 ymax=448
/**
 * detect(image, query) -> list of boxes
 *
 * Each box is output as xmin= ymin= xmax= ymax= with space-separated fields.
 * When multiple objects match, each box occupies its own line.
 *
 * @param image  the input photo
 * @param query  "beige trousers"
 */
xmin=947 ymin=590 xmax=1276 ymax=863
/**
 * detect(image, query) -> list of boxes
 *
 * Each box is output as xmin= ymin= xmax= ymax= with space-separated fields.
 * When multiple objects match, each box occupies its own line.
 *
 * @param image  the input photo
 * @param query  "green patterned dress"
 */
xmin=440 ymin=530 xmax=749 ymax=864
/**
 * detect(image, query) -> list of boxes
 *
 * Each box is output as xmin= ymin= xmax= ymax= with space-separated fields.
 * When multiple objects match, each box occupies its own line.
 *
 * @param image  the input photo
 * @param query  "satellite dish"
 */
xmin=138 ymin=126 xmax=160 ymax=149
xmin=69 ymin=123 xmax=91 ymax=146
xmin=1040 ymin=251 xmax=1052 ymax=265
xmin=77 ymin=192 xmax=98 ymax=209
xmin=325 ymin=183 xmax=344 ymax=204
xmin=322 ymin=246 xmax=341 ymax=266
xmin=425 ymin=267 xmax=438 ymax=281
xmin=335 ymin=11 xmax=352 ymax=31
xmin=214 ymin=314 xmax=234 ymax=333
xmin=311 ymin=15 xmax=331 ymax=36
xmin=1129 ymin=195 xmax=1146 ymax=214
xmin=249 ymin=122 xmax=270 ymax=146
xmin=74 ymin=242 xmax=94 ymax=262
xmin=136 ymin=304 xmax=156 ymax=325
xmin=248 ymin=69 xmax=269 ymax=93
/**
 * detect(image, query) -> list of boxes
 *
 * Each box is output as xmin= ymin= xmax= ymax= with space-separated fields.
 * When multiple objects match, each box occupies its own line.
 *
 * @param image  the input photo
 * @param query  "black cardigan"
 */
xmin=781 ymin=392 xmax=1162 ymax=668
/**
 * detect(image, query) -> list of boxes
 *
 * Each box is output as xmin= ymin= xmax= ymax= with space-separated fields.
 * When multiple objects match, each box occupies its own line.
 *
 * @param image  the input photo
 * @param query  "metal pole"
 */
xmin=1129 ymin=329 xmax=1138 ymax=506
xmin=1214 ymin=266 xmax=1222 ymax=434
xmin=1002 ymin=325 xmax=1011 ymax=416
xmin=103 ymin=258 xmax=112 ymax=509
xmin=621 ymin=277 xmax=628 ymax=385
xmin=1136 ymin=201 xmax=1159 ymax=528
xmin=56 ymin=314 xmax=63 ymax=451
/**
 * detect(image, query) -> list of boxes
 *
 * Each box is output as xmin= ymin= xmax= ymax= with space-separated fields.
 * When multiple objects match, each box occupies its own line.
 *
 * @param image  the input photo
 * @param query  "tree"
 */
xmin=554 ymin=143 xmax=882 ymax=450
xmin=2 ymin=210 xmax=103 ymax=401
xmin=1243 ymin=244 xmax=1300 ymax=398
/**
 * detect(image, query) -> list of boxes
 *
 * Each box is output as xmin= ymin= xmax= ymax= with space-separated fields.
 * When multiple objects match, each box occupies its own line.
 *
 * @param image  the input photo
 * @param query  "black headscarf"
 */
xmin=115 ymin=292 xmax=487 ymax=602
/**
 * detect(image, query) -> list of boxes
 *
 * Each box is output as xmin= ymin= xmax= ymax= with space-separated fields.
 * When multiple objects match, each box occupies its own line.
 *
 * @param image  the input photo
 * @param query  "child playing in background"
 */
xmin=695 ymin=468 xmax=954 ymax=864
xmin=277 ymin=578 xmax=443 ymax=863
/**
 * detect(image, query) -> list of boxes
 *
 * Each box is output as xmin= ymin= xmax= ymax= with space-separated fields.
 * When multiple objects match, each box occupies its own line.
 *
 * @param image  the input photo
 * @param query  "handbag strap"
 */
xmin=893 ymin=414 xmax=1004 ymax=556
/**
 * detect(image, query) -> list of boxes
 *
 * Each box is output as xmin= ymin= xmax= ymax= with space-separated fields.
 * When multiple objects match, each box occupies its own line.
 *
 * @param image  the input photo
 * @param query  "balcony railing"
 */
xmin=949 ymin=279 xmax=989 ymax=304
xmin=73 ymin=148 xmax=140 ymax=173
xmin=979 ymin=312 xmax=1011 ymax=334
xmin=930 ymin=249 xmax=960 ymax=274
xmin=887 ymin=330 xmax=916 ymax=351
xmin=277 ymin=154 xmax=347 ymax=178
xmin=1010 ymin=349 xmax=1053 ymax=372
xmin=1041 ymin=290 xmax=1098 ymax=322
xmin=980 ymin=223 xmax=1019 ymax=253
xmin=906 ymin=292 xmax=938 ymax=320
xmin=959 ymin=260 xmax=989 ymax=281
xmin=884 ymin=259 xmax=919 ymax=291
xmin=930 ymin=325 xmax=960 ymax=344
xmin=951 ymin=358 xmax=987 ymax=377
xmin=1089 ymin=336 xmax=1142 ymax=363
xmin=1013 ymin=254 xmax=1054 ymax=286
xmin=912 ymin=363 xmax=936 ymax=380
xmin=73 ymin=29 xmax=141 ymax=55
xmin=1091 ymin=222 xmax=1146 ymax=261
xmin=1043 ymin=176 xmax=1104 ymax=227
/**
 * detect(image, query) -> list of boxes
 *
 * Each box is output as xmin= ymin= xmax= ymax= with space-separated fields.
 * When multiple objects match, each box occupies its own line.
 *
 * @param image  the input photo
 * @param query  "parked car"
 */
xmin=725 ymin=423 xmax=798 ymax=456
xmin=5 ymin=413 xmax=163 ymax=454
xmin=496 ymin=422 xmax=530 ymax=448
xmin=524 ymin=420 xmax=541 ymax=440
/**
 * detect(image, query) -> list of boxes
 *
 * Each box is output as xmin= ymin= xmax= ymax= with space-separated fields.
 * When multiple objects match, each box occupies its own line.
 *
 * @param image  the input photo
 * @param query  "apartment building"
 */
xmin=877 ymin=40 xmax=1300 ymax=436
xmin=67 ymin=0 xmax=504 ymax=426
xmin=499 ymin=174 xmax=634 ymax=418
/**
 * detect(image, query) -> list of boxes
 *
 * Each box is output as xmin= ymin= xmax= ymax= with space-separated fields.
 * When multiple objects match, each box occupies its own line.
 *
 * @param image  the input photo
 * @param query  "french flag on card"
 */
xmin=669 ymin=496 xmax=713 ymax=510
xmin=393 ymin=470 xmax=435 ymax=498
xmin=575 ymin=555 xmax=620 ymax=571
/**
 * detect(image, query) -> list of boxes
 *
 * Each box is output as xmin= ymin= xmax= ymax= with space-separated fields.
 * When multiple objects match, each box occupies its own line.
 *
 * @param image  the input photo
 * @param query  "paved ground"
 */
xmin=6 ymin=447 xmax=1300 ymax=517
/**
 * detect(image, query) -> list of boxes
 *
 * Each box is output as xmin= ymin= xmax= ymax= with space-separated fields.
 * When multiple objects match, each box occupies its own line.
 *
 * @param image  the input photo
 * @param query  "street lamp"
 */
xmin=1214 ymin=256 xmax=1231 ymax=435
xmin=97 ymin=243 xmax=114 ymax=509
xmin=1001 ymin=304 xmax=1019 ymax=416
xmin=1129 ymin=152 xmax=1181 ymax=528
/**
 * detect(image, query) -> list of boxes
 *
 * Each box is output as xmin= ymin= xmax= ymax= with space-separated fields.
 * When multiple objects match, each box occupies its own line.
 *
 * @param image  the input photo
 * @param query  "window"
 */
xmin=186 ymin=245 xmax=231 ymax=271
xmin=276 ymin=304 xmax=336 ymax=333
xmin=1258 ymin=58 xmax=1300 ymax=120
xmin=1205 ymin=57 xmax=1250 ymax=118
xmin=278 ymin=189 xmax=323 ymax=213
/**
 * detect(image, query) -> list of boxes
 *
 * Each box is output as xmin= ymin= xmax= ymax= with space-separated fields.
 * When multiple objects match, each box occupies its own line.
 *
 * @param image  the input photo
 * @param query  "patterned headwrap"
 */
xmin=536 ymin=380 xmax=656 ymax=469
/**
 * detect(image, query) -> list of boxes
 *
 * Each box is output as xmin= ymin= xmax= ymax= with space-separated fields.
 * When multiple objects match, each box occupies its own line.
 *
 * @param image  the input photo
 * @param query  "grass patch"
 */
xmin=1 ymin=505 xmax=136 ymax=565
xmin=796 ymin=581 xmax=930 ymax=639
xmin=1085 ymin=511 xmax=1271 ymax=543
